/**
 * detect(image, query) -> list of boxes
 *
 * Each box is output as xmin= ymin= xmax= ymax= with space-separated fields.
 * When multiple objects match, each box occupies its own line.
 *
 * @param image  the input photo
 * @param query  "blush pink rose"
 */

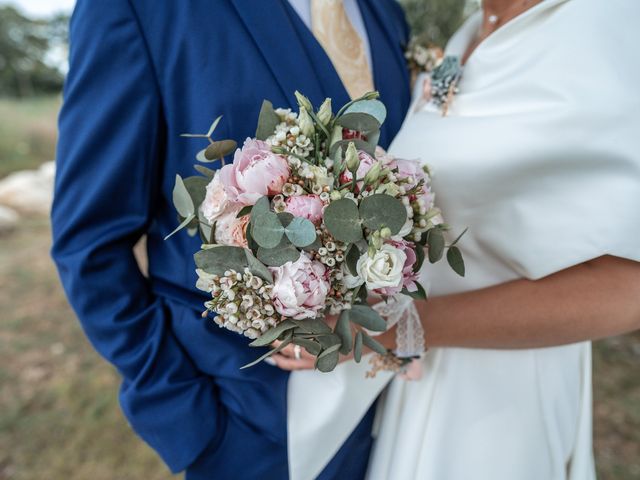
xmin=213 ymin=206 xmax=250 ymax=247
xmin=230 ymin=138 xmax=290 ymax=204
xmin=339 ymin=150 xmax=377 ymax=190
xmin=284 ymin=195 xmax=324 ymax=225
xmin=270 ymin=253 xmax=329 ymax=319
xmin=201 ymin=165 xmax=237 ymax=223
xmin=373 ymin=239 xmax=420 ymax=296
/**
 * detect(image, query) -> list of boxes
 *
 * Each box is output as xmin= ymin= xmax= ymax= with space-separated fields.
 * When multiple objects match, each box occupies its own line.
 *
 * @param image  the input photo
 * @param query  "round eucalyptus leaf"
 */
xmin=447 ymin=246 xmax=465 ymax=277
xmin=323 ymin=199 xmax=363 ymax=243
xmin=315 ymin=344 xmax=341 ymax=373
xmin=344 ymin=99 xmax=387 ymax=125
xmin=205 ymin=139 xmax=238 ymax=160
xmin=284 ymin=217 xmax=317 ymax=248
xmin=427 ymin=229 xmax=445 ymax=263
xmin=193 ymin=246 xmax=247 ymax=275
xmin=336 ymin=112 xmax=380 ymax=133
xmin=359 ymin=194 xmax=407 ymax=235
xmin=347 ymin=304 xmax=387 ymax=332
xmin=172 ymin=175 xmax=195 ymax=218
xmin=183 ymin=176 xmax=209 ymax=210
xmin=252 ymin=212 xmax=285 ymax=249
xmin=257 ymin=238 xmax=300 ymax=267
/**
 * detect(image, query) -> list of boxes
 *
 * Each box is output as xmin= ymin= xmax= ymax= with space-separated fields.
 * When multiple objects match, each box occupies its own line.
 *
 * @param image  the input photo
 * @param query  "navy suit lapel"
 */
xmin=357 ymin=0 xmax=411 ymax=146
xmin=230 ymin=0 xmax=340 ymax=107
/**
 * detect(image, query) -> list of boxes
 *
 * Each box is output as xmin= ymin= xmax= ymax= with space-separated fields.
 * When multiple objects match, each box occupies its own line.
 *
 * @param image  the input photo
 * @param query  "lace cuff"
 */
xmin=372 ymin=295 xmax=425 ymax=358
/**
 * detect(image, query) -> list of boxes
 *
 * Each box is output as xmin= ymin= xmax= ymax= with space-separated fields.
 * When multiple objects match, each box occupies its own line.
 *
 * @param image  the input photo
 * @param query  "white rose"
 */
xmin=342 ymin=264 xmax=364 ymax=289
xmin=356 ymin=244 xmax=406 ymax=291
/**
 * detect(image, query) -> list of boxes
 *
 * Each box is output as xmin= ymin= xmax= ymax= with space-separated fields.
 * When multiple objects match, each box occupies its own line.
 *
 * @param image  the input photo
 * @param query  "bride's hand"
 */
xmin=270 ymin=315 xmax=343 ymax=371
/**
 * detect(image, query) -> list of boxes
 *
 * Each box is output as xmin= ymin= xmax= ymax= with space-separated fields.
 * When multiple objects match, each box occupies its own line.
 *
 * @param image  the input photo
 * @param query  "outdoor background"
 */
xmin=0 ymin=1 xmax=638 ymax=479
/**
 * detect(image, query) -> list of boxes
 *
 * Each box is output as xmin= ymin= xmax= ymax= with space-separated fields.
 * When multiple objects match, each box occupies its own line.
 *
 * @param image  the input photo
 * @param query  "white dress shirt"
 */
xmin=287 ymin=0 xmax=372 ymax=68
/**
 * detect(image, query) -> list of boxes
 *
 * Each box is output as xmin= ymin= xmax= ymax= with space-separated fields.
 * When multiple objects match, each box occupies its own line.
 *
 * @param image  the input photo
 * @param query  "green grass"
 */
xmin=0 ymin=96 xmax=60 ymax=178
xmin=0 ymin=219 xmax=177 ymax=480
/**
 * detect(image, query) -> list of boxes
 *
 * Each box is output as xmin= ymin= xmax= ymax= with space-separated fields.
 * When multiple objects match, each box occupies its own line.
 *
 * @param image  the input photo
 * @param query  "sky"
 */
xmin=1 ymin=0 xmax=75 ymax=17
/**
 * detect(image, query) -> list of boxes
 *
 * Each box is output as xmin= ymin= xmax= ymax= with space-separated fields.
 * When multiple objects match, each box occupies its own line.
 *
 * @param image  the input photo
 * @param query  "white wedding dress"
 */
xmin=286 ymin=1 xmax=640 ymax=479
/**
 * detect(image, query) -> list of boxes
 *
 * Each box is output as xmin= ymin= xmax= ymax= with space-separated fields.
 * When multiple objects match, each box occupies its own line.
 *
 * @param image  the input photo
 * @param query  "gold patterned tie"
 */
xmin=311 ymin=0 xmax=375 ymax=99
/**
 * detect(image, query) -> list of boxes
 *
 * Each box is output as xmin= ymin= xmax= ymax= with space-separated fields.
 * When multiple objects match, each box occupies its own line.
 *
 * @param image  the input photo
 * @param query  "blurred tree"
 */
xmin=0 ymin=6 xmax=67 ymax=97
xmin=399 ymin=0 xmax=473 ymax=47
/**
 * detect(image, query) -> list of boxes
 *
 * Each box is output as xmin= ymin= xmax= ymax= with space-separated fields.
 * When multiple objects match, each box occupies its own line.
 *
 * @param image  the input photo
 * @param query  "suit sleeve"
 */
xmin=51 ymin=0 xmax=224 ymax=472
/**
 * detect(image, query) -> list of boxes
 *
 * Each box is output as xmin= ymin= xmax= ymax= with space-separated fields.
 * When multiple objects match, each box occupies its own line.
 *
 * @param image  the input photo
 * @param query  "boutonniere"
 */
xmin=429 ymin=55 xmax=463 ymax=116
xmin=405 ymin=37 xmax=444 ymax=86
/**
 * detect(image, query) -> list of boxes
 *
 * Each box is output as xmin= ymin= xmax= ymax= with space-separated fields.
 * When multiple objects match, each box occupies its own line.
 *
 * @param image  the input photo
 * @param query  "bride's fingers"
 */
xmin=271 ymin=353 xmax=315 ymax=371
xmin=272 ymin=341 xmax=315 ymax=361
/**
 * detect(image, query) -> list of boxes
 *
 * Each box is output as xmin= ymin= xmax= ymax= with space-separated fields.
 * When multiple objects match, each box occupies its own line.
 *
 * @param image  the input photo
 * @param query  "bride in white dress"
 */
xmin=276 ymin=1 xmax=640 ymax=479
xmin=367 ymin=0 xmax=640 ymax=478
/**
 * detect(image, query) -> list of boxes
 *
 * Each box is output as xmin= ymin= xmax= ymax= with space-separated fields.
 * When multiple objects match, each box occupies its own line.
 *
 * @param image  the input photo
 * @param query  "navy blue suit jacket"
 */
xmin=52 ymin=0 xmax=410 ymax=476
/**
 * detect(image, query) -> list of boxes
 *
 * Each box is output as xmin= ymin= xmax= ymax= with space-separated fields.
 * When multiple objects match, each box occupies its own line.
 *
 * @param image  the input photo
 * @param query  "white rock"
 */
xmin=0 ymin=205 xmax=19 ymax=233
xmin=0 ymin=161 xmax=55 ymax=214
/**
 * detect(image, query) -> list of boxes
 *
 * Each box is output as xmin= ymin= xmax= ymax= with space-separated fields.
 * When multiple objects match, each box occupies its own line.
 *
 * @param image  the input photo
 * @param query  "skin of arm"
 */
xmin=273 ymin=255 xmax=640 ymax=370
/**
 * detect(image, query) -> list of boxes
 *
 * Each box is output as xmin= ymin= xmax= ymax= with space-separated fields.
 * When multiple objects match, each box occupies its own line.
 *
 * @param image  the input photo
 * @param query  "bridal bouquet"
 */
xmin=167 ymin=91 xmax=465 ymax=372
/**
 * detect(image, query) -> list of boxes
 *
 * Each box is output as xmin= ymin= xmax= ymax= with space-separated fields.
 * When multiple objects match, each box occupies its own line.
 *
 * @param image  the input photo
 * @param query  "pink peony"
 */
xmin=374 ymin=146 xmax=396 ymax=167
xmin=230 ymin=138 xmax=290 ymax=204
xmin=270 ymin=253 xmax=329 ymax=319
xmin=213 ymin=206 xmax=250 ymax=247
xmin=373 ymin=239 xmax=420 ymax=296
xmin=394 ymin=158 xmax=426 ymax=190
xmin=339 ymin=150 xmax=377 ymax=189
xmin=284 ymin=195 xmax=324 ymax=225
xmin=201 ymin=165 xmax=237 ymax=223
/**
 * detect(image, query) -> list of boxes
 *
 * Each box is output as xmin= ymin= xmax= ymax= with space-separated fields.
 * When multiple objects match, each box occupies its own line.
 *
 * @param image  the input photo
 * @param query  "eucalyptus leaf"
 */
xmin=207 ymin=116 xmax=223 ymax=137
xmin=256 ymin=238 xmax=300 ymax=267
xmin=335 ymin=310 xmax=353 ymax=355
xmin=362 ymin=332 xmax=388 ymax=356
xmin=293 ymin=318 xmax=333 ymax=335
xmin=241 ymin=331 xmax=293 ymax=369
xmin=194 ymin=164 xmax=216 ymax=178
xmin=194 ymin=246 xmax=247 ymax=275
xmin=401 ymin=282 xmax=428 ymax=300
xmin=292 ymin=337 xmax=322 ymax=356
xmin=277 ymin=212 xmax=294 ymax=227
xmin=414 ymin=244 xmax=426 ymax=273
xmin=284 ymin=217 xmax=317 ymax=248
xmin=205 ymin=139 xmax=237 ymax=161
xmin=250 ymin=196 xmax=271 ymax=227
xmin=323 ymin=199 xmax=363 ymax=243
xmin=427 ymin=229 xmax=445 ymax=263
xmin=255 ymin=100 xmax=280 ymax=141
xmin=183 ymin=176 xmax=209 ymax=211
xmin=315 ymin=348 xmax=340 ymax=373
xmin=329 ymin=138 xmax=375 ymax=158
xmin=244 ymin=249 xmax=274 ymax=283
xmin=196 ymin=148 xmax=212 ymax=163
xmin=343 ymin=99 xmax=387 ymax=125
xmin=249 ymin=320 xmax=296 ymax=347
xmin=172 ymin=175 xmax=195 ymax=218
xmin=347 ymin=304 xmax=387 ymax=332
xmin=345 ymin=243 xmax=360 ymax=276
xmin=236 ymin=205 xmax=253 ymax=218
xmin=354 ymin=331 xmax=363 ymax=363
xmin=447 ymin=246 xmax=465 ymax=277
xmin=336 ymin=112 xmax=380 ymax=133
xmin=302 ymin=237 xmax=322 ymax=252
xmin=164 ymin=213 xmax=196 ymax=240
xmin=252 ymin=212 xmax=285 ymax=249
xmin=359 ymin=194 xmax=407 ymax=235
xmin=316 ymin=333 xmax=342 ymax=349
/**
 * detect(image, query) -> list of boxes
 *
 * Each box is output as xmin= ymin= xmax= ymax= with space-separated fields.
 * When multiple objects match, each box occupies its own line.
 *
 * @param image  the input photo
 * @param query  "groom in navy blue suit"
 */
xmin=52 ymin=1 xmax=410 ymax=478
